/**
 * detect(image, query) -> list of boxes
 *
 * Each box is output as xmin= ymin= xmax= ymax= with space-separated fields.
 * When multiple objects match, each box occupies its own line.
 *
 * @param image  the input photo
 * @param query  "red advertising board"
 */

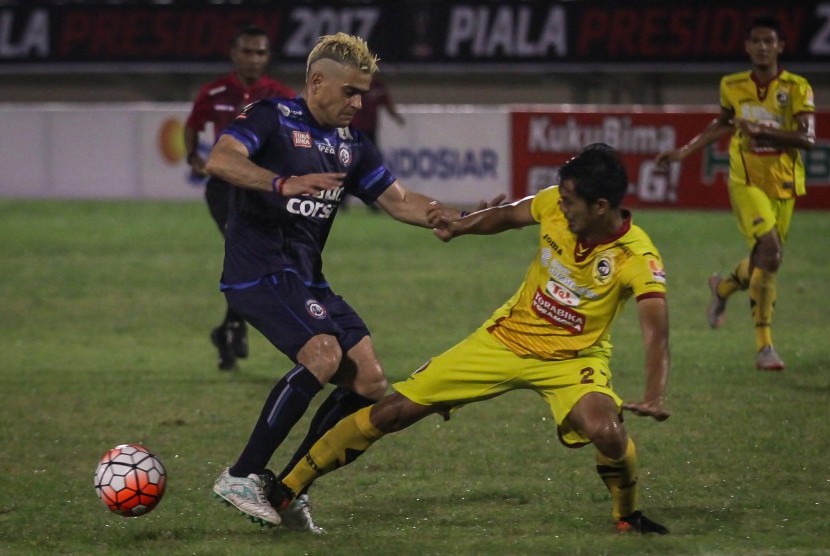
xmin=511 ymin=107 xmax=830 ymax=210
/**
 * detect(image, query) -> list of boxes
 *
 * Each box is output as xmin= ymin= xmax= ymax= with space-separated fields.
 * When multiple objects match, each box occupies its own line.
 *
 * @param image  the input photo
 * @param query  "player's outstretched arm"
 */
xmin=622 ymin=296 xmax=671 ymax=422
xmin=205 ymin=135 xmax=345 ymax=195
xmin=375 ymin=182 xmax=505 ymax=228
xmin=655 ymin=108 xmax=733 ymax=168
xmin=430 ymin=196 xmax=535 ymax=242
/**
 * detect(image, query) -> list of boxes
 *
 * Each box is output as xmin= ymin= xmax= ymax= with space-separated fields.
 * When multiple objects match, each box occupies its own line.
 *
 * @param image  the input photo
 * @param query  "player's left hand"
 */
xmin=622 ymin=400 xmax=670 ymax=421
xmin=734 ymin=118 xmax=763 ymax=137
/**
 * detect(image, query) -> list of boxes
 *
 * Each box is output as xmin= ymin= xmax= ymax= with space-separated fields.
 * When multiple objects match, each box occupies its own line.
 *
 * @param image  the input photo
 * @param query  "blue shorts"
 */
xmin=223 ymin=271 xmax=370 ymax=361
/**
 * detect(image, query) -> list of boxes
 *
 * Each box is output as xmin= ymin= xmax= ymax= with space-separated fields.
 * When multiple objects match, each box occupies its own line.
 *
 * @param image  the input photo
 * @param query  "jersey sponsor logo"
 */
xmin=542 ymin=233 xmax=563 ymax=256
xmin=236 ymin=102 xmax=255 ymax=120
xmin=285 ymin=186 xmax=345 ymax=220
xmin=338 ymin=144 xmax=352 ymax=166
xmin=648 ymin=258 xmax=666 ymax=283
xmin=277 ymin=103 xmax=303 ymax=118
xmin=316 ymin=139 xmax=335 ymax=154
xmin=541 ymin=252 xmax=597 ymax=300
xmin=532 ymin=288 xmax=585 ymax=333
xmin=293 ymin=130 xmax=312 ymax=148
xmin=775 ymin=91 xmax=789 ymax=105
xmin=593 ymin=255 xmax=613 ymax=285
xmin=287 ymin=198 xmax=336 ymax=219
xmin=545 ymin=278 xmax=579 ymax=307
xmin=305 ymin=299 xmax=327 ymax=320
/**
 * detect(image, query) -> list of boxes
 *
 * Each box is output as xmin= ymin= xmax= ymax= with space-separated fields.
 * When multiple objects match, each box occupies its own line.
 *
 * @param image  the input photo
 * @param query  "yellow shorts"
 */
xmin=728 ymin=182 xmax=795 ymax=247
xmin=392 ymin=325 xmax=623 ymax=446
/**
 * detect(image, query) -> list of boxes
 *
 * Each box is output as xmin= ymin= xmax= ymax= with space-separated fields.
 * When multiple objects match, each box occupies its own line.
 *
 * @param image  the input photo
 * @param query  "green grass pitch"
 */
xmin=0 ymin=199 xmax=828 ymax=555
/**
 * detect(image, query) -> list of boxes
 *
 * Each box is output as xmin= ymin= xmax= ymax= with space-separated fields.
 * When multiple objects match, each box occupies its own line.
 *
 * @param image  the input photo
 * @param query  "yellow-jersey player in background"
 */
xmin=263 ymin=143 xmax=672 ymax=535
xmin=656 ymin=15 xmax=815 ymax=371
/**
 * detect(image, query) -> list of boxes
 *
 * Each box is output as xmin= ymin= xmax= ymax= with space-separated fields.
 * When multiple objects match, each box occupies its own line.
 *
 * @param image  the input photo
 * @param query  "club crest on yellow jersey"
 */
xmin=593 ymin=255 xmax=613 ymax=285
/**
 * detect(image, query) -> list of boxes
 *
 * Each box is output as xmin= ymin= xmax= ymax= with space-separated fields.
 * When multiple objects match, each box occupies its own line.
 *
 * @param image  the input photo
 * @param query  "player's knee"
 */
xmin=299 ymin=335 xmax=343 ymax=381
xmin=354 ymin=373 xmax=388 ymax=401
xmin=754 ymin=234 xmax=783 ymax=272
xmin=756 ymin=246 xmax=782 ymax=272
xmin=589 ymin=421 xmax=628 ymax=460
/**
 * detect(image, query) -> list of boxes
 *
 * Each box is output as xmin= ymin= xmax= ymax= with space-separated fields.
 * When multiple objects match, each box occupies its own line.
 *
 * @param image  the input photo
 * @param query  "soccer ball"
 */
xmin=94 ymin=444 xmax=167 ymax=517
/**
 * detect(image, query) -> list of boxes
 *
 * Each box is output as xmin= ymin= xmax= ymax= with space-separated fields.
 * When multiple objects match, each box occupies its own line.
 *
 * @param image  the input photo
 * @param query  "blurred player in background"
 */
xmin=656 ymin=15 xmax=815 ymax=371
xmin=350 ymin=76 xmax=406 ymax=145
xmin=266 ymin=144 xmax=672 ymax=535
xmin=184 ymin=26 xmax=295 ymax=371
xmin=204 ymin=33 xmax=501 ymax=533
xmin=345 ymin=76 xmax=406 ymax=212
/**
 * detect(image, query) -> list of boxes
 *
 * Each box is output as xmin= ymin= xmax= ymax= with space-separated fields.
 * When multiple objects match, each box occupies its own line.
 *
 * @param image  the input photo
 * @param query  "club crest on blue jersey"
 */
xmin=338 ymin=144 xmax=352 ymax=167
xmin=305 ymin=299 xmax=327 ymax=319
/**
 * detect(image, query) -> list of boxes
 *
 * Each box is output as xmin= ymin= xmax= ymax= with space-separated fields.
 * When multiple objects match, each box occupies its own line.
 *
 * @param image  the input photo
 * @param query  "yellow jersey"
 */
xmin=720 ymin=69 xmax=815 ymax=198
xmin=486 ymin=186 xmax=667 ymax=360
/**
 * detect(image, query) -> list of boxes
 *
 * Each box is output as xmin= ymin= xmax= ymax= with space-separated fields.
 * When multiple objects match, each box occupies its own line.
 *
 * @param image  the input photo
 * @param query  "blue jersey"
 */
xmin=219 ymin=97 xmax=397 ymax=288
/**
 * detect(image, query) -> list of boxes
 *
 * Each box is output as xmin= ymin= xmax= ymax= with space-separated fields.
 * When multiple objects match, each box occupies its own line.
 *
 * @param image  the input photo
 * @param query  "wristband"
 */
xmin=272 ymin=176 xmax=287 ymax=195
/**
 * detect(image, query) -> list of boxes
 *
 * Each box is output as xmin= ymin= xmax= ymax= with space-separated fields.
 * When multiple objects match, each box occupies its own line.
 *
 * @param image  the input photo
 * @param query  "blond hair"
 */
xmin=306 ymin=33 xmax=379 ymax=76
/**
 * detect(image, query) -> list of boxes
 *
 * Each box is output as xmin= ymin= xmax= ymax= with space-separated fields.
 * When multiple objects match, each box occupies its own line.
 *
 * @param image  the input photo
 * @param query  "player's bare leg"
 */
xmin=750 ymin=230 xmax=784 ymax=371
xmin=569 ymin=393 xmax=668 ymax=534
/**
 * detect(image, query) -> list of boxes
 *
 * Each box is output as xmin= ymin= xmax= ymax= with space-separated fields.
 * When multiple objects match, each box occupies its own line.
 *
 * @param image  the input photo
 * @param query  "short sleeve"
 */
xmin=719 ymin=77 xmax=732 ymax=113
xmin=220 ymin=101 xmax=278 ymax=156
xmin=530 ymin=185 xmax=560 ymax=223
xmin=793 ymin=79 xmax=815 ymax=115
xmin=619 ymin=252 xmax=667 ymax=300
xmin=349 ymin=133 xmax=397 ymax=203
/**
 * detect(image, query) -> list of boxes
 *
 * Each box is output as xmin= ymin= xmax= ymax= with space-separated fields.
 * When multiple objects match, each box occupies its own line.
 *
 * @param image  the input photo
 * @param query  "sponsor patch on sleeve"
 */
xmin=648 ymin=258 xmax=666 ymax=283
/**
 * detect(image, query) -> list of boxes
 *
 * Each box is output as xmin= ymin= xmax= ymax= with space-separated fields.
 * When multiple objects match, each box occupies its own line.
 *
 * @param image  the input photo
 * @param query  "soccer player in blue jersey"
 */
xmin=204 ymin=33 xmax=497 ymax=532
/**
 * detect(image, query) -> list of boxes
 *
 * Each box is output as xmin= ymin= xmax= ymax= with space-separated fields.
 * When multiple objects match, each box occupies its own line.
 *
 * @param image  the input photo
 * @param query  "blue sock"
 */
xmin=229 ymin=365 xmax=322 ymax=477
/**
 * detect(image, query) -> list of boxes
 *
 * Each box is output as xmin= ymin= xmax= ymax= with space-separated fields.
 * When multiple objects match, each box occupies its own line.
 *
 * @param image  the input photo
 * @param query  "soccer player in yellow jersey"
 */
xmin=263 ymin=143 xmax=672 ymax=534
xmin=656 ymin=15 xmax=815 ymax=371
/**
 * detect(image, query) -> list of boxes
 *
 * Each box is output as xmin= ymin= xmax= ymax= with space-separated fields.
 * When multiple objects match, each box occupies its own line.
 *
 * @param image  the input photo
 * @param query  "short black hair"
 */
xmin=558 ymin=143 xmax=628 ymax=208
xmin=747 ymin=15 xmax=783 ymax=41
xmin=232 ymin=26 xmax=269 ymax=48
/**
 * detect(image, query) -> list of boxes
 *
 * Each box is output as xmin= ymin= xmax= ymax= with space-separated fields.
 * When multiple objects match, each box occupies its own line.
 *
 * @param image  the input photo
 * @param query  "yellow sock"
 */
xmin=717 ymin=257 xmax=750 ymax=298
xmin=282 ymin=406 xmax=384 ymax=496
xmin=595 ymin=438 xmax=638 ymax=521
xmin=749 ymin=268 xmax=776 ymax=350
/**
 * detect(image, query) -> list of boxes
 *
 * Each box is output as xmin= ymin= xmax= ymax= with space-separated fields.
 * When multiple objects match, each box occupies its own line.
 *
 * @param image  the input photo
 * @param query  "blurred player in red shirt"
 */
xmin=348 ymin=77 xmax=405 ymax=212
xmin=184 ymin=26 xmax=295 ymax=371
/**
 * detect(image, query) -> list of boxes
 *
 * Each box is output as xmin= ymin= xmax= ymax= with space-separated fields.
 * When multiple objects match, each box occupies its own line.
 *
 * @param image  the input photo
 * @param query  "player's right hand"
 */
xmin=427 ymin=201 xmax=456 ymax=242
xmin=654 ymin=150 xmax=681 ymax=169
xmin=622 ymin=400 xmax=670 ymax=422
xmin=282 ymin=172 xmax=345 ymax=196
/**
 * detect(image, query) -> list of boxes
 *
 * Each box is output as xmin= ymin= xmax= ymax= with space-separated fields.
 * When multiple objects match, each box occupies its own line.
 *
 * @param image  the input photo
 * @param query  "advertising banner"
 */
xmin=510 ymin=107 xmax=830 ymax=210
xmin=0 ymin=103 xmax=203 ymax=200
xmin=378 ymin=106 xmax=510 ymax=205
xmin=1 ymin=1 xmax=829 ymax=71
